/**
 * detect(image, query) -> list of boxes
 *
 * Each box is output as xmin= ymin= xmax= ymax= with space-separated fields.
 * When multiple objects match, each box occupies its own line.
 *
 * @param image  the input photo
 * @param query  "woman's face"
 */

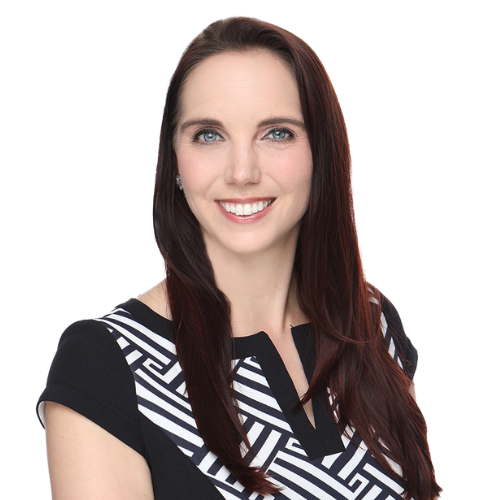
xmin=174 ymin=50 xmax=313 ymax=259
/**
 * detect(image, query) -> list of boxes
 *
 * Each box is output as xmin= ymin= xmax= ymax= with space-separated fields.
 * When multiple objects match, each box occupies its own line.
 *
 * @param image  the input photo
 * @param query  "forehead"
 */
xmin=178 ymin=50 xmax=302 ymax=122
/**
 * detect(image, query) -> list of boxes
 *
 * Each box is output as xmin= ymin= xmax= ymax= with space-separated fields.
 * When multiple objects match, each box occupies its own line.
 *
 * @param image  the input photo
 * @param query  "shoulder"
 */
xmin=378 ymin=293 xmax=405 ymax=337
xmin=373 ymin=290 xmax=418 ymax=381
xmin=41 ymin=319 xmax=135 ymax=405
xmin=51 ymin=319 xmax=125 ymax=372
xmin=38 ymin=310 xmax=145 ymax=455
xmin=137 ymin=280 xmax=171 ymax=320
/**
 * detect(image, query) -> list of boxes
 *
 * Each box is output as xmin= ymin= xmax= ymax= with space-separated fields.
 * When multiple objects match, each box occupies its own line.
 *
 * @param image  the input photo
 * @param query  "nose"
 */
xmin=224 ymin=142 xmax=261 ymax=186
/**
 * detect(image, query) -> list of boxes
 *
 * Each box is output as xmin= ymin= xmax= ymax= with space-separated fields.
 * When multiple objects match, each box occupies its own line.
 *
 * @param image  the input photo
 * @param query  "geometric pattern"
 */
xmin=97 ymin=305 xmax=410 ymax=499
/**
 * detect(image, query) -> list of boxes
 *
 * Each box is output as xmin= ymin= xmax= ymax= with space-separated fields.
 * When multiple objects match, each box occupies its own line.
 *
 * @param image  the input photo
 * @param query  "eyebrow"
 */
xmin=179 ymin=117 xmax=305 ymax=133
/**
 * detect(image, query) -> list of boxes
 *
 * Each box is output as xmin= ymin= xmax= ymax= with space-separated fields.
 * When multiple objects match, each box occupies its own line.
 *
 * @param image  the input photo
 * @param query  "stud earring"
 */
xmin=175 ymin=174 xmax=183 ymax=191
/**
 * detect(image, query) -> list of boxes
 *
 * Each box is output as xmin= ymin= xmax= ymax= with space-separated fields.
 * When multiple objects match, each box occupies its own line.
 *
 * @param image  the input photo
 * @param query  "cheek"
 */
xmin=176 ymin=150 xmax=211 ymax=194
xmin=272 ymin=148 xmax=313 ymax=195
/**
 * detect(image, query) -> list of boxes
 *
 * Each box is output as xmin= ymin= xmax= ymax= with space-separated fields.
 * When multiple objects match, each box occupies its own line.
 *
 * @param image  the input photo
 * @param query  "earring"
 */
xmin=175 ymin=174 xmax=183 ymax=191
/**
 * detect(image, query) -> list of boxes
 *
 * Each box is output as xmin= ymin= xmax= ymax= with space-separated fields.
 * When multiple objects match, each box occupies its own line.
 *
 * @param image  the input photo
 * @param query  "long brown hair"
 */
xmin=153 ymin=17 xmax=440 ymax=499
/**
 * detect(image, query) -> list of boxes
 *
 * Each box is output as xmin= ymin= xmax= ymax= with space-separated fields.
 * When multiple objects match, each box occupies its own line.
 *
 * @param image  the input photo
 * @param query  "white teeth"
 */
xmin=220 ymin=200 xmax=273 ymax=216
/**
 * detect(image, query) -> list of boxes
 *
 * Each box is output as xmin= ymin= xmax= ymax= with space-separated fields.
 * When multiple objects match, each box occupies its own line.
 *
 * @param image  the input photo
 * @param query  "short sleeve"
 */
xmin=380 ymin=295 xmax=418 ymax=381
xmin=37 ymin=319 xmax=145 ymax=457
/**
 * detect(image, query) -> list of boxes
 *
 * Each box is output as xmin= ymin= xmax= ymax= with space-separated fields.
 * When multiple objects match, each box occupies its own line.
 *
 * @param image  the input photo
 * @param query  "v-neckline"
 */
xmin=121 ymin=298 xmax=345 ymax=460
xmin=233 ymin=327 xmax=345 ymax=460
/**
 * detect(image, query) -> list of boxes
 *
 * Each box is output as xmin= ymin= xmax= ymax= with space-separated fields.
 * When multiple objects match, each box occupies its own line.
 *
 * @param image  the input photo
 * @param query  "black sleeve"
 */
xmin=37 ymin=319 xmax=145 ymax=457
xmin=380 ymin=294 xmax=418 ymax=381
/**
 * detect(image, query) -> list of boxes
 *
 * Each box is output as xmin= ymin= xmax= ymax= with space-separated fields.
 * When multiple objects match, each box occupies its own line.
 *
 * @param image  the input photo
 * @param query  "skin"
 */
xmin=45 ymin=402 xmax=154 ymax=500
xmin=173 ymin=50 xmax=314 ymax=423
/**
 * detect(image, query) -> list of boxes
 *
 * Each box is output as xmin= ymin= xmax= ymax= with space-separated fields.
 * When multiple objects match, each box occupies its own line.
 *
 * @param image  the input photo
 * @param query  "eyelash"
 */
xmin=191 ymin=127 xmax=295 ymax=144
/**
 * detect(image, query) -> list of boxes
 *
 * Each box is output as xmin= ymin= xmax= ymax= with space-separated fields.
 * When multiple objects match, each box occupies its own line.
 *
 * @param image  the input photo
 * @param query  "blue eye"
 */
xmin=193 ymin=127 xmax=292 ymax=143
xmin=266 ymin=128 xmax=293 ymax=141
xmin=194 ymin=129 xmax=221 ymax=143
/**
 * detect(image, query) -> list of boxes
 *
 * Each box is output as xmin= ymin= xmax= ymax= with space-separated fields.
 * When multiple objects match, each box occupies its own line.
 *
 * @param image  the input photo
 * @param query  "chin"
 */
xmin=206 ymin=231 xmax=298 ymax=260
xmin=218 ymin=242 xmax=271 ymax=257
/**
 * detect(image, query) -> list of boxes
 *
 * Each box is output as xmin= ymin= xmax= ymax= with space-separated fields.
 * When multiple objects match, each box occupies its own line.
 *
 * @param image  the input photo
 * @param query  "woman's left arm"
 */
xmin=408 ymin=378 xmax=441 ymax=500
xmin=409 ymin=381 xmax=416 ymax=400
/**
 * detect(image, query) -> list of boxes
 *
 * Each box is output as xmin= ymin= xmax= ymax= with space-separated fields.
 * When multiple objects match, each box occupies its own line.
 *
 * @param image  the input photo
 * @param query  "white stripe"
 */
xmin=273 ymin=485 xmax=306 ymax=500
xmin=117 ymin=336 xmax=129 ymax=348
xmin=382 ymin=453 xmax=403 ymax=477
xmin=163 ymin=362 xmax=182 ymax=384
xmin=243 ymin=357 xmax=261 ymax=369
xmin=137 ymin=383 xmax=197 ymax=428
xmin=338 ymin=441 xmax=367 ymax=479
xmin=138 ymin=405 xmax=204 ymax=447
xmin=236 ymin=366 xmax=271 ymax=389
xmin=321 ymin=452 xmax=341 ymax=469
xmin=274 ymin=451 xmax=358 ymax=499
xmin=246 ymin=420 xmax=265 ymax=448
xmin=348 ymin=473 xmax=369 ymax=497
xmin=341 ymin=427 xmax=361 ymax=450
xmin=285 ymin=437 xmax=307 ymax=457
xmin=177 ymin=381 xmax=186 ymax=395
xmin=178 ymin=446 xmax=193 ymax=457
xmin=380 ymin=312 xmax=388 ymax=337
xmin=215 ymin=487 xmax=243 ymax=500
xmin=99 ymin=319 xmax=175 ymax=368
xmin=37 ymin=401 xmax=46 ymax=427
xmin=143 ymin=356 xmax=182 ymax=384
xmin=270 ymin=461 xmax=328 ymax=500
xmin=214 ymin=467 xmax=245 ymax=492
xmin=362 ymin=485 xmax=383 ymax=499
xmin=103 ymin=313 xmax=177 ymax=354
xmin=363 ymin=463 xmax=404 ymax=495
xmin=238 ymin=420 xmax=262 ymax=458
xmin=258 ymin=467 xmax=308 ymax=500
xmin=250 ymin=429 xmax=282 ymax=468
xmin=237 ymin=400 xmax=291 ymax=431
xmin=249 ymin=491 xmax=276 ymax=500
xmin=198 ymin=449 xmax=218 ymax=472
xmin=135 ymin=368 xmax=191 ymax=411
xmin=388 ymin=338 xmax=396 ymax=359
xmin=342 ymin=433 xmax=351 ymax=449
xmin=233 ymin=379 xmax=281 ymax=412
xmin=142 ymin=357 xmax=166 ymax=376
xmin=125 ymin=350 xmax=142 ymax=364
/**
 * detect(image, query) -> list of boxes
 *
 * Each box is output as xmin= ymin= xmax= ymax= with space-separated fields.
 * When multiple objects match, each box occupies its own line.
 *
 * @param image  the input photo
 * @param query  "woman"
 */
xmin=38 ymin=17 xmax=441 ymax=500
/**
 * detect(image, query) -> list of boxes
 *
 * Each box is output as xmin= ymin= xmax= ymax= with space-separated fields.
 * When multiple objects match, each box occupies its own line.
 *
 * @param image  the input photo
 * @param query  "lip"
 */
xmin=217 ymin=197 xmax=273 ymax=203
xmin=216 ymin=197 xmax=275 ymax=223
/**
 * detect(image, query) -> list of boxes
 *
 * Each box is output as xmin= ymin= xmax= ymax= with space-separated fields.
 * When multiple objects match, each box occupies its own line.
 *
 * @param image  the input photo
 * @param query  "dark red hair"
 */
xmin=153 ymin=17 xmax=440 ymax=499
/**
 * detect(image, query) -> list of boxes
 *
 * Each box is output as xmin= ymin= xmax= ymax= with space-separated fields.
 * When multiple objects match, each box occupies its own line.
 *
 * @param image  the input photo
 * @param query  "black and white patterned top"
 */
xmin=38 ymin=296 xmax=417 ymax=499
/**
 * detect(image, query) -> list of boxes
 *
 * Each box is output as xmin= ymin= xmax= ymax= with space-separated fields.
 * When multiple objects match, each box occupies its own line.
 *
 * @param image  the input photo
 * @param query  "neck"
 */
xmin=205 ymin=236 xmax=307 ymax=339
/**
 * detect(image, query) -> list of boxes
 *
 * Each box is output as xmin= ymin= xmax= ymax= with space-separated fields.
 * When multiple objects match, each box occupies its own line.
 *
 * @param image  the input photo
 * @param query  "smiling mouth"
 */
xmin=218 ymin=199 xmax=275 ymax=216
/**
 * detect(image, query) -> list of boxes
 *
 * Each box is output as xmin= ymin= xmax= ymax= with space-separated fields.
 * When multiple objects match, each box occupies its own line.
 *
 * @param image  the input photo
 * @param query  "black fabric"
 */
xmin=234 ymin=328 xmax=345 ymax=459
xmin=37 ymin=295 xmax=418 ymax=499
xmin=380 ymin=295 xmax=418 ymax=381
xmin=37 ymin=319 xmax=145 ymax=456
xmin=140 ymin=416 xmax=225 ymax=499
